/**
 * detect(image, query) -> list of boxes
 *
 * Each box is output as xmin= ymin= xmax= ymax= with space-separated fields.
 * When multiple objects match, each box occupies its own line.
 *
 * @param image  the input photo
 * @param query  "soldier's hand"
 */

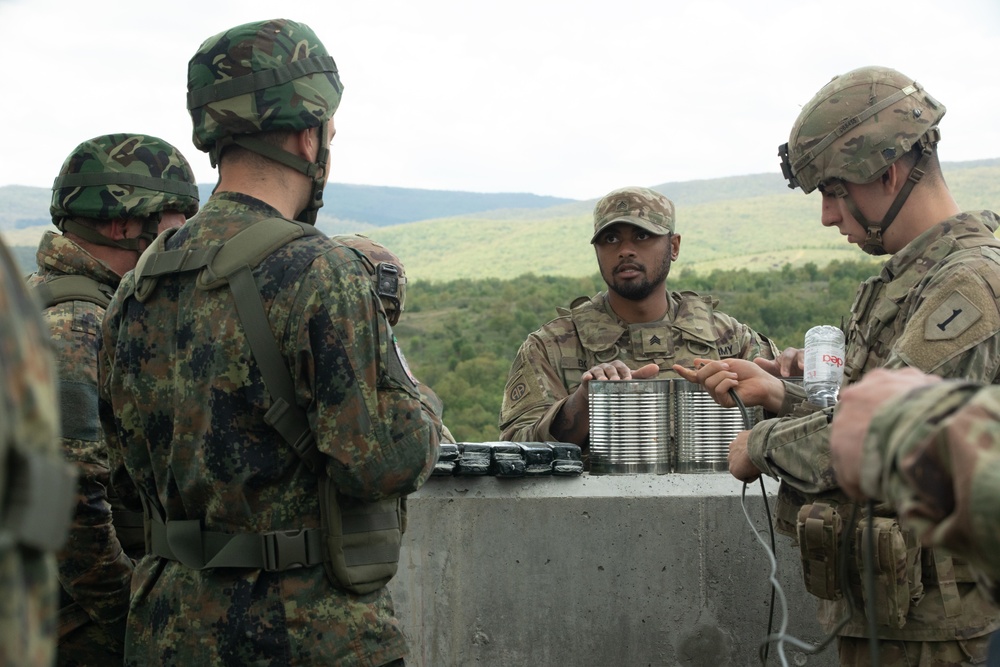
xmin=728 ymin=431 xmax=761 ymax=483
xmin=754 ymin=347 xmax=804 ymax=378
xmin=673 ymin=358 xmax=784 ymax=412
xmin=581 ymin=361 xmax=659 ymax=383
xmin=831 ymin=367 xmax=941 ymax=500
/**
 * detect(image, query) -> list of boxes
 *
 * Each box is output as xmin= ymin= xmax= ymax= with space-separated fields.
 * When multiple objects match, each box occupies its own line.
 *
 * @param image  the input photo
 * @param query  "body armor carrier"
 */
xmin=129 ymin=217 xmax=402 ymax=594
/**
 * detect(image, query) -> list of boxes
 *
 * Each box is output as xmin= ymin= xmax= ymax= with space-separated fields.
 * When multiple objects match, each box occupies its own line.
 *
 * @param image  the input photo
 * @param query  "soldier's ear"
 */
xmin=670 ymin=234 xmax=681 ymax=260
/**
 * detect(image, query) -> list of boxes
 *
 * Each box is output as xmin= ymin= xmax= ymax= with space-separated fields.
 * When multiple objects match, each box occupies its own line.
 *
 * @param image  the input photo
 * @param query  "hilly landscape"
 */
xmin=5 ymin=158 xmax=998 ymax=281
xmin=4 ymin=160 xmax=999 ymax=442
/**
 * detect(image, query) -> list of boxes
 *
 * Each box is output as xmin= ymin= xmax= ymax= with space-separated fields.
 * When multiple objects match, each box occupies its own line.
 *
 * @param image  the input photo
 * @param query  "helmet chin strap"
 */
xmin=837 ymin=135 xmax=938 ymax=257
xmin=60 ymin=216 xmax=160 ymax=252
xmin=213 ymin=123 xmax=331 ymax=226
xmin=297 ymin=122 xmax=329 ymax=226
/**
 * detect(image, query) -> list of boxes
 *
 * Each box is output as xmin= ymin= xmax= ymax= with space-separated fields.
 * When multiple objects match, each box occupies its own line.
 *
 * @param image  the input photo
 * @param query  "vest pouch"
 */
xmin=853 ymin=516 xmax=919 ymax=629
xmin=319 ymin=476 xmax=402 ymax=595
xmin=796 ymin=502 xmax=844 ymax=600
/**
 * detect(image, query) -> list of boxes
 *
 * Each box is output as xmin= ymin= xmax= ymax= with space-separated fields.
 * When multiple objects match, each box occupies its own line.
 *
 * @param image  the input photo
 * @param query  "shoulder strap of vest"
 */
xmin=132 ymin=218 xmax=325 ymax=470
xmin=33 ymin=275 xmax=114 ymax=309
xmin=131 ymin=217 xmax=331 ymax=570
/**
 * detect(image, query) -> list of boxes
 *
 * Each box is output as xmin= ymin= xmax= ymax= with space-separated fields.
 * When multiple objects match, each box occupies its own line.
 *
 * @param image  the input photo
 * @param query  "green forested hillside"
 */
xmin=396 ymin=260 xmax=881 ymax=442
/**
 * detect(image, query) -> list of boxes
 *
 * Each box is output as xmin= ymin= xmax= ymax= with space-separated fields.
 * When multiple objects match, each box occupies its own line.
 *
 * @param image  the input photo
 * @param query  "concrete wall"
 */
xmin=388 ymin=473 xmax=839 ymax=667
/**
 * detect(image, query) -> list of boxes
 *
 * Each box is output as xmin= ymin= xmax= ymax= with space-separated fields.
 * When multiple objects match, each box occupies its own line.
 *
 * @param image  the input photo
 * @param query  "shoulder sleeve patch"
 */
xmin=896 ymin=274 xmax=1000 ymax=373
xmin=923 ymin=290 xmax=981 ymax=341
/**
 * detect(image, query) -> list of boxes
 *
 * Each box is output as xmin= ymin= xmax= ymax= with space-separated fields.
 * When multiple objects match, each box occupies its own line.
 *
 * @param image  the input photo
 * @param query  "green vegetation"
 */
xmin=397 ymin=259 xmax=880 ymax=442
xmin=2 ymin=161 xmax=995 ymax=442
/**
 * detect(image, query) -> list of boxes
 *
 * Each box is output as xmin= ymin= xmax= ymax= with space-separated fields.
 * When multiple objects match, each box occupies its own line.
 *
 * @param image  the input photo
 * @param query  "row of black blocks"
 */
xmin=433 ymin=442 xmax=584 ymax=478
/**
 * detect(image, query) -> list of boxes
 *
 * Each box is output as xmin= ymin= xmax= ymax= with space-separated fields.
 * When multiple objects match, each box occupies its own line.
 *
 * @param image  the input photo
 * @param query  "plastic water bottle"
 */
xmin=803 ymin=325 xmax=845 ymax=407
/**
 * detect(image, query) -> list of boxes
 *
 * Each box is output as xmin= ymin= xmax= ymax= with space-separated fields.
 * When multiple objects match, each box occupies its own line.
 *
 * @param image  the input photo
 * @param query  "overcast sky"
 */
xmin=2 ymin=0 xmax=998 ymax=200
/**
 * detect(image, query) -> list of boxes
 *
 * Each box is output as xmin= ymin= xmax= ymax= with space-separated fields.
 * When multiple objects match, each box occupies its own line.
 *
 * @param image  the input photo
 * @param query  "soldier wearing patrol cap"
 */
xmin=678 ymin=66 xmax=1000 ymax=666
xmin=25 ymin=133 xmax=199 ymax=665
xmin=98 ymin=19 xmax=441 ymax=666
xmin=498 ymin=185 xmax=778 ymax=452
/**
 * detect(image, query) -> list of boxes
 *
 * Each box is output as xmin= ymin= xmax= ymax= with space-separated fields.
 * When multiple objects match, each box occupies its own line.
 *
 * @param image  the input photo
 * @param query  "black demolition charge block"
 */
xmin=455 ymin=442 xmax=491 ymax=475
xmin=488 ymin=441 xmax=526 ymax=478
xmin=547 ymin=442 xmax=584 ymax=476
xmin=432 ymin=442 xmax=460 ymax=476
xmin=517 ymin=442 xmax=554 ymax=476
xmin=441 ymin=441 xmax=583 ymax=477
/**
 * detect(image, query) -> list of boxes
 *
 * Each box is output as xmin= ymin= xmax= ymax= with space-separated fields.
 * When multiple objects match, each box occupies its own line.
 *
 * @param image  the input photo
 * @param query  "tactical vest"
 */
xmin=32 ymin=274 xmax=115 ymax=310
xmin=31 ymin=273 xmax=146 ymax=552
xmin=128 ymin=217 xmax=403 ymax=594
xmin=844 ymin=236 xmax=1000 ymax=383
xmin=790 ymin=230 xmax=1000 ymax=640
xmin=560 ymin=291 xmax=726 ymax=387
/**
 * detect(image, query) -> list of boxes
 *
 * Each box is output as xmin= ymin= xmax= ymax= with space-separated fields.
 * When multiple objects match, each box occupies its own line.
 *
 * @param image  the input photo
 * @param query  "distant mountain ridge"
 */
xmin=3 ymin=157 xmax=998 ymax=279
xmin=0 ymin=182 xmax=576 ymax=232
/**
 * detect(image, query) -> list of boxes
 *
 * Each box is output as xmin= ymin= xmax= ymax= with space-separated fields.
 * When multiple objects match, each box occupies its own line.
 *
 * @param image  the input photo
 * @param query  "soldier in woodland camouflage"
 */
xmin=0 ymin=236 xmax=69 ymax=666
xmin=498 ymin=185 xmax=778 ymax=453
xmin=678 ymin=66 xmax=1000 ymax=665
xmin=99 ymin=19 xmax=440 ymax=666
xmin=334 ymin=233 xmax=457 ymax=444
xmin=26 ymin=133 xmax=198 ymax=666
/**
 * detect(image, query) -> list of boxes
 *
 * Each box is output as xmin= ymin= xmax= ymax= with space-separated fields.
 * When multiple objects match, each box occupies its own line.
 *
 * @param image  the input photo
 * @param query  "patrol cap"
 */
xmin=591 ymin=186 xmax=675 ymax=243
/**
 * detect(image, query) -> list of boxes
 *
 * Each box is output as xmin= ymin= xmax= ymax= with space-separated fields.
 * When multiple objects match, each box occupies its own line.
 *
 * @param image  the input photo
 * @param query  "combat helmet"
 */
xmin=187 ymin=18 xmax=344 ymax=225
xmin=51 ymin=133 xmax=199 ymax=251
xmin=334 ymin=234 xmax=407 ymax=325
xmin=778 ymin=66 xmax=945 ymax=255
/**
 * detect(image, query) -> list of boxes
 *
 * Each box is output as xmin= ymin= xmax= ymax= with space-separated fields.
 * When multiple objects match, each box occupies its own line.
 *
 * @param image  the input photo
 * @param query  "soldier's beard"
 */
xmin=606 ymin=254 xmax=672 ymax=301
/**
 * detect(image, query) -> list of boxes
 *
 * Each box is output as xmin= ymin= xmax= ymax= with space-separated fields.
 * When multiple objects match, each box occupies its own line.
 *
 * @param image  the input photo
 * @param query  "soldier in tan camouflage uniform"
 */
xmin=498 ymin=185 xmax=778 ymax=452
xmin=830 ymin=368 xmax=1000 ymax=596
xmin=99 ymin=19 xmax=441 ymax=666
xmin=26 ymin=133 xmax=199 ymax=666
xmin=0 ymin=236 xmax=75 ymax=666
xmin=334 ymin=233 xmax=457 ymax=444
xmin=678 ymin=66 xmax=1000 ymax=665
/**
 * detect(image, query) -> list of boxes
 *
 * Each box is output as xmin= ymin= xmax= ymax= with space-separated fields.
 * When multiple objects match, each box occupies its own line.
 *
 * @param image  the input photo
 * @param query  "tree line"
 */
xmin=396 ymin=260 xmax=881 ymax=442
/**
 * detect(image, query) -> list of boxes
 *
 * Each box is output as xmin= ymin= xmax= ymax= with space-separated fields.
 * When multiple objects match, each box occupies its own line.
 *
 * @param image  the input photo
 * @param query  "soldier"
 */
xmin=498 ymin=185 xmax=778 ymax=451
xmin=98 ymin=19 xmax=441 ymax=666
xmin=831 ymin=367 xmax=1000 ymax=666
xmin=677 ymin=66 xmax=1000 ymax=665
xmin=0 ymin=236 xmax=75 ymax=666
xmin=830 ymin=368 xmax=1000 ymax=593
xmin=333 ymin=233 xmax=457 ymax=443
xmin=26 ymin=133 xmax=199 ymax=665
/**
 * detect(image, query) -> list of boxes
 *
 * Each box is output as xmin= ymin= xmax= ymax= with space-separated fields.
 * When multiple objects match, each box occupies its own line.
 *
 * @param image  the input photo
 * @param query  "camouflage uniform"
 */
xmin=0 ymin=238 xmax=64 ymax=666
xmin=99 ymin=20 xmax=440 ymax=666
xmin=765 ymin=66 xmax=1000 ymax=663
xmin=26 ymin=134 xmax=199 ymax=666
xmin=499 ymin=289 xmax=778 ymax=442
xmin=334 ymin=233 xmax=457 ymax=444
xmin=100 ymin=192 xmax=439 ymax=666
xmin=860 ymin=380 xmax=1000 ymax=602
xmin=500 ymin=185 xmax=778 ymax=443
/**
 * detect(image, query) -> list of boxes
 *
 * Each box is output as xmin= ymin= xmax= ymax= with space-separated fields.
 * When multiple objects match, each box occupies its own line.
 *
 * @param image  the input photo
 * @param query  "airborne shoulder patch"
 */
xmin=924 ymin=291 xmax=981 ymax=341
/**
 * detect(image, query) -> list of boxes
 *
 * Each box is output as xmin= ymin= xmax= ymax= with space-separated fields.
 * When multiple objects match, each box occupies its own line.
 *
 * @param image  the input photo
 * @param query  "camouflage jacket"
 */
xmin=747 ymin=210 xmax=1000 ymax=640
xmin=499 ymin=289 xmax=778 ymax=442
xmin=861 ymin=380 xmax=1000 ymax=605
xmin=98 ymin=193 xmax=441 ymax=667
xmin=0 ymin=238 xmax=62 ymax=666
xmin=25 ymin=231 xmax=134 ymax=647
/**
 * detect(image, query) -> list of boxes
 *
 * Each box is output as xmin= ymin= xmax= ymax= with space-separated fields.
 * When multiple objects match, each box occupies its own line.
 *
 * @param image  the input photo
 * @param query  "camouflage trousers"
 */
xmin=837 ymin=634 xmax=990 ymax=666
